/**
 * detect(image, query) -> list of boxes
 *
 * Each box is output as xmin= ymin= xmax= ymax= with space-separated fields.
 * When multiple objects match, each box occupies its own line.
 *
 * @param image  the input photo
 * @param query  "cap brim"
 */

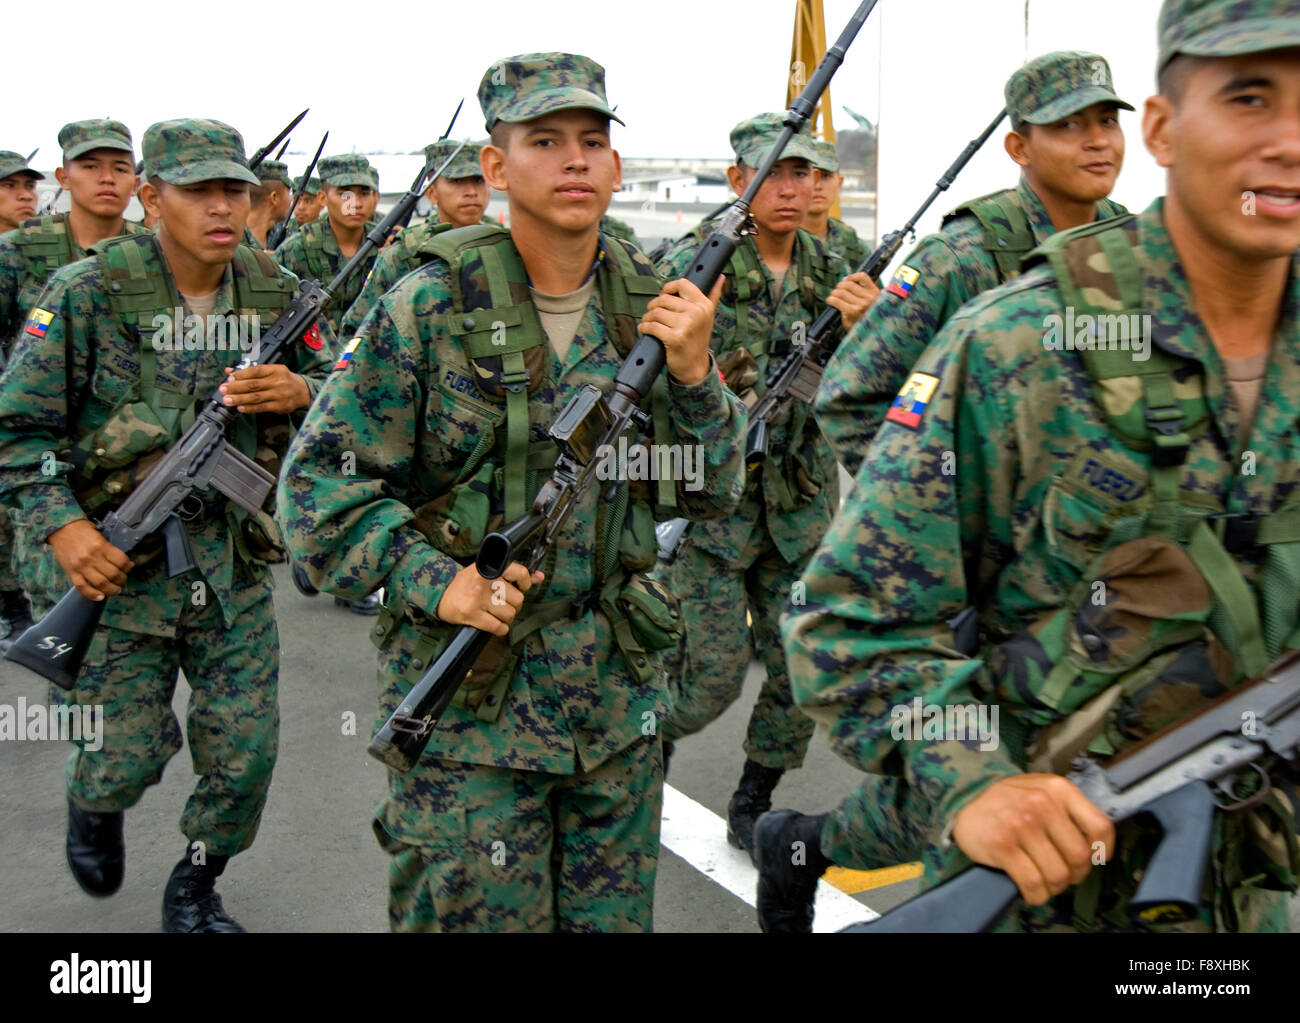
xmin=1024 ymin=86 xmax=1136 ymax=125
xmin=64 ymin=138 xmax=134 ymax=161
xmin=157 ymin=159 xmax=260 ymax=186
xmin=323 ymin=175 xmax=380 ymax=189
xmin=738 ymin=135 xmax=821 ymax=169
xmin=1176 ymin=19 xmax=1300 ymax=62
xmin=494 ymin=86 xmax=625 ymax=129
xmin=0 ymin=165 xmax=44 ymax=181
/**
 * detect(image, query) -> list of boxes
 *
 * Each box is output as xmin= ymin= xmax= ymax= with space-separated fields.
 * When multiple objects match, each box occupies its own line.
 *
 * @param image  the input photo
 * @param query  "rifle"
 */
xmin=25 ymin=148 xmax=38 ymax=164
xmin=266 ymin=131 xmax=328 ymax=252
xmin=274 ymin=138 xmax=291 ymax=162
xmin=248 ymin=109 xmax=307 ymax=173
xmin=368 ymin=0 xmax=882 ymax=774
xmin=3 ymin=138 xmax=470 ymax=691
xmin=841 ymin=651 xmax=1300 ymax=932
xmin=393 ymin=99 xmax=465 ymax=234
xmin=655 ymin=108 xmax=1007 ymax=564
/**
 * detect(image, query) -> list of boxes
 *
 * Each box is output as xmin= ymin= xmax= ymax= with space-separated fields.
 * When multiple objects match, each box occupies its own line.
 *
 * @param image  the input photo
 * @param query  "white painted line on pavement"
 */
xmin=660 ymin=784 xmax=880 ymax=933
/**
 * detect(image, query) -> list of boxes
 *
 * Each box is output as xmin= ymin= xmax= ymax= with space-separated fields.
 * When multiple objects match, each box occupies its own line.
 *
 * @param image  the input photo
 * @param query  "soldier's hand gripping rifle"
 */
xmin=266 ymin=131 xmax=328 ymax=252
xmin=368 ymin=0 xmax=882 ymax=775
xmin=656 ymin=108 xmax=1006 ymax=564
xmin=840 ymin=651 xmax=1300 ymax=932
xmin=4 ymin=139 xmax=470 ymax=691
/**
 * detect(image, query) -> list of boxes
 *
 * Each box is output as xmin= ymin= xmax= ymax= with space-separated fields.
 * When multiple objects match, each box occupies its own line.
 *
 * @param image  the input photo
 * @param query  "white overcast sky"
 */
xmin=12 ymin=0 xmax=1168 ymax=248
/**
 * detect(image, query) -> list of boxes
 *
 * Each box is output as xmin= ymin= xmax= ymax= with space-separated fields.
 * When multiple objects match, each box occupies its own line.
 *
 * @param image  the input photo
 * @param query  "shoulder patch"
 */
xmin=24 ymin=308 xmax=54 ymax=338
xmin=302 ymin=322 xmax=323 ymax=350
xmin=886 ymin=265 xmax=920 ymax=299
xmin=333 ymin=337 xmax=361 ymax=370
xmin=885 ymin=371 xmax=940 ymax=429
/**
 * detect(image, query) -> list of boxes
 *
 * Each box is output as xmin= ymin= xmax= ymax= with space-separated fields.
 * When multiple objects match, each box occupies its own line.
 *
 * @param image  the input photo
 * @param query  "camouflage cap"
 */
xmin=293 ymin=174 xmax=321 ymax=194
xmin=1005 ymin=51 xmax=1135 ymax=125
xmin=1158 ymin=0 xmax=1300 ymax=70
xmin=142 ymin=119 xmax=260 ymax=186
xmin=811 ymin=138 xmax=840 ymax=174
xmin=318 ymin=154 xmax=378 ymax=189
xmin=424 ymin=139 xmax=483 ymax=180
xmin=0 ymin=151 xmax=43 ymax=181
xmin=256 ymin=159 xmax=292 ymax=188
xmin=729 ymin=113 xmax=821 ymax=169
xmin=478 ymin=52 xmax=624 ymax=132
xmin=58 ymin=119 xmax=134 ymax=161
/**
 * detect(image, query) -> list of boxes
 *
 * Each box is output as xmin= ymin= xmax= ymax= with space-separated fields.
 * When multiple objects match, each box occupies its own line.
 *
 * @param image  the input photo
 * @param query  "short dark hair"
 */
xmin=1011 ymin=117 xmax=1033 ymax=136
xmin=1158 ymin=53 xmax=1210 ymax=105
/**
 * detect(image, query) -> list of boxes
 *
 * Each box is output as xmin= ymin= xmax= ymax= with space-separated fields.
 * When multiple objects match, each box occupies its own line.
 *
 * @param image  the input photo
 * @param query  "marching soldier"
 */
xmin=0 ymin=118 xmax=336 ymax=932
xmin=804 ymin=138 xmax=867 ymax=267
xmin=278 ymin=52 xmax=745 ymax=931
xmin=246 ymin=158 xmax=292 ymax=249
xmin=0 ymin=151 xmax=42 ymax=234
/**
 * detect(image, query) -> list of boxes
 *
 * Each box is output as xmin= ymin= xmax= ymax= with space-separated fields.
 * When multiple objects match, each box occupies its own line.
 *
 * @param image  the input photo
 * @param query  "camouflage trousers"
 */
xmin=659 ymin=535 xmax=815 ymax=770
xmin=374 ymin=733 xmax=663 ymax=932
xmin=0 ymin=507 xmax=17 ymax=591
xmin=62 ymin=566 xmax=279 ymax=858
xmin=820 ymin=776 xmax=931 ymax=870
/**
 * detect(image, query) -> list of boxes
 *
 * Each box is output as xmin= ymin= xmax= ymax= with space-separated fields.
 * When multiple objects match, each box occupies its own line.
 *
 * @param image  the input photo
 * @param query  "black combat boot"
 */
xmin=754 ymin=809 xmax=831 ymax=934
xmin=162 ymin=850 xmax=245 ymax=933
xmin=0 ymin=588 xmax=34 ymax=653
xmin=726 ymin=759 xmax=785 ymax=863
xmin=290 ymin=561 xmax=318 ymax=597
xmin=662 ymin=740 xmax=675 ymax=777
xmin=335 ymin=592 xmax=381 ymax=616
xmin=65 ymin=797 xmax=125 ymax=897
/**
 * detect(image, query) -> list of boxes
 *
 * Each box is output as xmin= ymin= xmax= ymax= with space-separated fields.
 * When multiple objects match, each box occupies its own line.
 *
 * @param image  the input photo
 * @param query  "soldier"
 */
xmin=817 ymin=50 xmax=1133 ymax=476
xmin=291 ymin=173 xmax=323 ymax=229
xmin=0 ymin=121 xmax=149 ymax=652
xmin=0 ymin=151 xmax=42 ymax=234
xmin=770 ymin=0 xmax=1300 ymax=934
xmin=273 ymin=154 xmax=380 ymax=338
xmin=246 ymin=158 xmax=292 ymax=249
xmin=804 ymin=138 xmax=867 ymax=267
xmin=654 ymin=113 xmax=876 ymax=861
xmin=134 ymin=160 xmax=159 ymax=230
xmin=0 ymin=118 xmax=336 ymax=932
xmin=337 ymin=140 xmax=494 ymax=338
xmin=278 ymin=51 xmax=745 ymax=932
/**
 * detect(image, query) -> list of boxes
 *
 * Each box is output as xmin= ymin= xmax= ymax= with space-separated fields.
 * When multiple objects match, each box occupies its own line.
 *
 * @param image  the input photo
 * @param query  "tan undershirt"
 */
xmin=1222 ymin=349 xmax=1270 ymax=448
xmin=180 ymin=290 xmax=219 ymax=322
xmin=530 ymin=277 xmax=596 ymax=365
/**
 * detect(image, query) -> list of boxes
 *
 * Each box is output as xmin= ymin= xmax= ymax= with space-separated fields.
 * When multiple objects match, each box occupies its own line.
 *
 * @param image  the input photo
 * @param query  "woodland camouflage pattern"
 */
xmin=1004 ymin=50 xmax=1133 ymax=125
xmin=141 ymin=118 xmax=260 ymax=186
xmin=1158 ymin=0 xmax=1300 ymax=69
xmin=57 ymin=119 xmax=134 ymax=160
xmin=424 ymin=140 xmax=483 ymax=181
xmin=255 ymin=159 xmax=291 ymax=188
xmin=277 ymin=231 xmax=745 ymax=930
xmin=783 ymin=202 xmax=1300 ymax=931
xmin=477 ymin=52 xmax=624 ymax=130
xmin=317 ymin=154 xmax=378 ymax=189
xmin=274 ymin=213 xmax=381 ymax=336
xmin=816 ymin=177 xmax=1128 ymax=475
xmin=822 ymin=217 xmax=867 ymax=269
xmin=655 ymin=226 xmax=846 ymax=764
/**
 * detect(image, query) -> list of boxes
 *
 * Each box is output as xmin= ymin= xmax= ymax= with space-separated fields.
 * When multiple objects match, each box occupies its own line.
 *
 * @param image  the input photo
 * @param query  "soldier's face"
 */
xmin=730 ymin=158 xmax=814 ymax=236
xmin=1015 ymin=103 xmax=1124 ymax=205
xmin=326 ymin=184 xmax=375 ymax=229
xmin=1147 ymin=50 xmax=1300 ymax=261
xmin=295 ymin=192 xmax=322 ymax=223
xmin=146 ymin=179 xmax=251 ymax=265
xmin=808 ymin=169 xmax=841 ymax=215
xmin=0 ymin=172 xmax=39 ymax=230
xmin=482 ymin=109 xmax=620 ymax=235
xmin=55 ymin=149 xmax=137 ymax=219
xmin=432 ymin=174 xmax=489 ymax=228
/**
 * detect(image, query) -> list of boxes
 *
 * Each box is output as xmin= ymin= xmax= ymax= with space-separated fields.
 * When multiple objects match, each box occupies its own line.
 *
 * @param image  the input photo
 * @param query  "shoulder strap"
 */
xmin=944 ymin=188 xmax=1035 ymax=282
xmin=229 ymin=243 xmax=294 ymax=319
xmin=16 ymin=214 xmax=76 ymax=286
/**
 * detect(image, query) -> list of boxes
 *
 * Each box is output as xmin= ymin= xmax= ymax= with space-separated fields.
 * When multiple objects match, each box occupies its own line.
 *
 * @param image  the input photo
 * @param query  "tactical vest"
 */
xmin=294 ymin=217 xmax=339 ymax=282
xmin=988 ymin=217 xmax=1300 ymax=928
xmin=14 ymin=214 xmax=147 ymax=311
xmin=66 ymin=234 xmax=294 ymax=565
xmin=371 ymin=225 xmax=682 ymax=718
xmin=945 ymin=188 xmax=1126 ymax=283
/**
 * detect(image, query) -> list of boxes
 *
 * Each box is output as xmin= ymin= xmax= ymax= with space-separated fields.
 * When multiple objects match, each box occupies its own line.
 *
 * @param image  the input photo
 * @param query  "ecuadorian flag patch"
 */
xmin=885 ymin=371 xmax=940 ymax=429
xmin=886 ymin=265 xmax=920 ymax=300
xmin=25 ymin=308 xmax=54 ymax=339
xmin=333 ymin=337 xmax=361 ymax=371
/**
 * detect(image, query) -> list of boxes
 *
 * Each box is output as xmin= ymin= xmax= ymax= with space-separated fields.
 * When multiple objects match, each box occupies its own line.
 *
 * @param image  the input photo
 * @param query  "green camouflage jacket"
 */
xmin=278 ymin=235 xmax=747 ymax=774
xmin=657 ymin=224 xmax=847 ymax=565
xmin=821 ymin=216 xmax=867 ymax=269
xmin=817 ymin=177 xmax=1127 ymax=475
xmin=783 ymin=201 xmax=1300 ymax=927
xmin=339 ymin=217 xmax=497 ymax=338
xmin=0 ymin=241 xmax=337 ymax=637
xmin=0 ymin=213 xmax=151 ymax=351
xmin=273 ymin=213 xmax=380 ymax=336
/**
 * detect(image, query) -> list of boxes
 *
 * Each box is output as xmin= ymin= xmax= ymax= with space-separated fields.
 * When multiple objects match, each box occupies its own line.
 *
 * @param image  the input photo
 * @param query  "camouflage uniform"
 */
xmin=0 ymin=119 xmax=336 ymax=859
xmin=273 ymin=154 xmax=380 ymax=336
xmin=602 ymin=215 xmax=640 ymax=249
xmin=809 ymin=138 xmax=867 ymax=268
xmin=278 ymin=53 xmax=746 ymax=932
xmin=817 ymin=52 xmax=1133 ymax=476
xmin=783 ymin=0 xmax=1300 ymax=930
xmin=0 ymin=151 xmax=43 ymax=234
xmin=284 ymin=175 xmax=322 ymax=239
xmin=654 ymin=115 xmax=846 ymax=772
xmin=0 ymin=122 xmax=145 ymax=630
